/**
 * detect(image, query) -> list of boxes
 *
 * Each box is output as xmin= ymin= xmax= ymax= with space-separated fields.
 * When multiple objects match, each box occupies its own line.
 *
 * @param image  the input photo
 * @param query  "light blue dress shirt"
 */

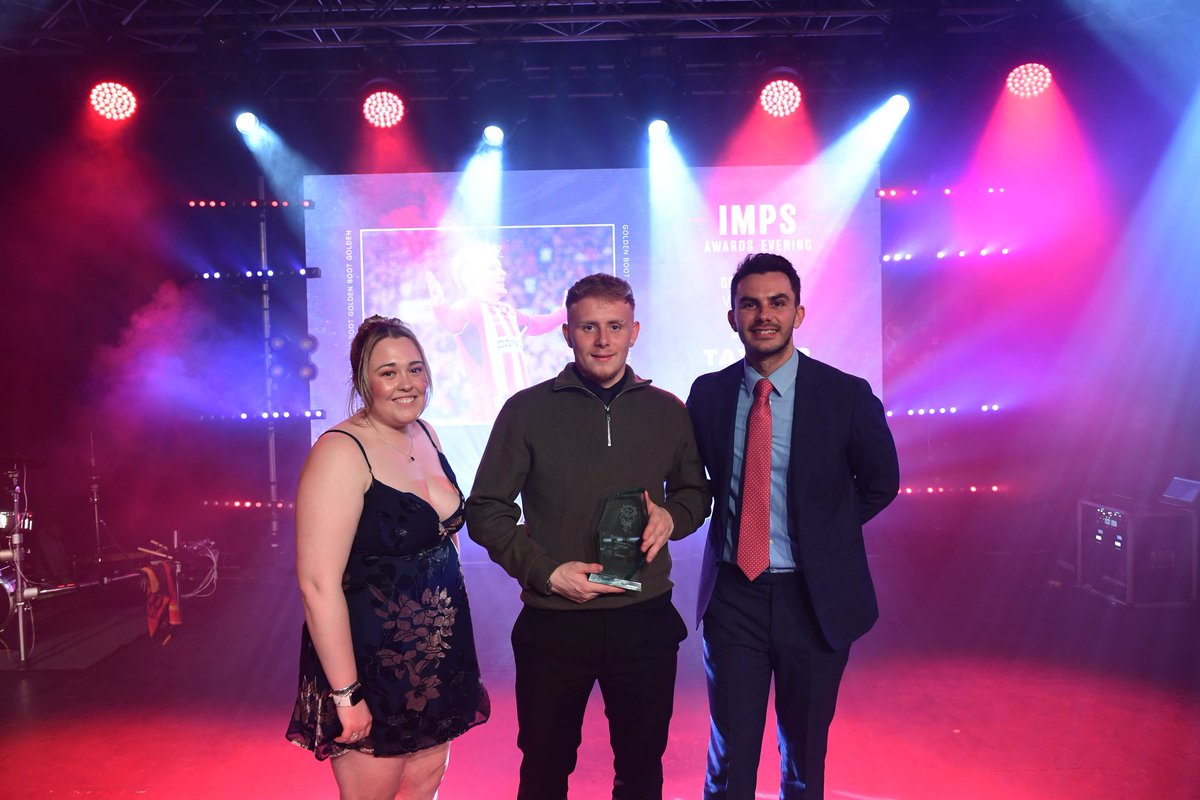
xmin=723 ymin=350 xmax=799 ymax=571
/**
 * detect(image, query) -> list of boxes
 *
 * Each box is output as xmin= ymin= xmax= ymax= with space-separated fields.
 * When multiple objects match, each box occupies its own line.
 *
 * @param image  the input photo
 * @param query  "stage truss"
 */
xmin=0 ymin=1 xmax=1179 ymax=105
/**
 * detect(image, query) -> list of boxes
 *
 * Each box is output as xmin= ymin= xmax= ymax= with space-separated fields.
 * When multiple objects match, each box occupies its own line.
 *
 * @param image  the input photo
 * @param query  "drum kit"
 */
xmin=2 ymin=455 xmax=41 ymax=662
xmin=1 ymin=453 xmax=106 ymax=665
xmin=2 ymin=448 xmax=216 ymax=666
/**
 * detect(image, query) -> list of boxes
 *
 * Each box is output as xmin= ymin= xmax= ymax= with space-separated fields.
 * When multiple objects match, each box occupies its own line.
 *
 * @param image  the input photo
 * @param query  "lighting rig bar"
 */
xmin=198 ymin=267 xmax=319 ymax=280
xmin=198 ymin=410 xmax=327 ymax=420
xmin=0 ymin=2 xmax=1151 ymax=106
xmin=202 ymin=499 xmax=294 ymax=510
xmin=1 ymin=3 xmax=1043 ymax=56
xmin=900 ymin=484 xmax=1004 ymax=496
xmin=877 ymin=187 xmax=1010 ymax=198
xmin=187 ymin=199 xmax=313 ymax=208
xmin=886 ymin=405 xmax=1004 ymax=418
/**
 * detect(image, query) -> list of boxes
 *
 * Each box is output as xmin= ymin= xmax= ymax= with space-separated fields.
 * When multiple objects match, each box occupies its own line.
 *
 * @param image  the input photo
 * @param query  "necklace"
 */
xmin=365 ymin=416 xmax=415 ymax=462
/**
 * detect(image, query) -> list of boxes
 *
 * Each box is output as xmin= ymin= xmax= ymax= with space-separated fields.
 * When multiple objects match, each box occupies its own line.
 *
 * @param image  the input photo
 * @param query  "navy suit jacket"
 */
xmin=686 ymin=353 xmax=900 ymax=651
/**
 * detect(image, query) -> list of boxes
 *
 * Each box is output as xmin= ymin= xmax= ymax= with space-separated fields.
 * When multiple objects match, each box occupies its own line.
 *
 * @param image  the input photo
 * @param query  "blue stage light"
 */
xmin=235 ymin=112 xmax=260 ymax=134
xmin=483 ymin=125 xmax=505 ymax=147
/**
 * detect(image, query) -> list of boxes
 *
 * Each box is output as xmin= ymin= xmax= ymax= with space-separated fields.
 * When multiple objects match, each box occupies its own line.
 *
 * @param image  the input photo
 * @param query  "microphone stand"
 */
xmin=3 ymin=466 xmax=33 ymax=665
xmin=88 ymin=432 xmax=110 ymax=566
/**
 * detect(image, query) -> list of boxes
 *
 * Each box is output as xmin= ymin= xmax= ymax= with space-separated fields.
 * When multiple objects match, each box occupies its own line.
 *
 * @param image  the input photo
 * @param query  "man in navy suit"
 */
xmin=686 ymin=253 xmax=899 ymax=799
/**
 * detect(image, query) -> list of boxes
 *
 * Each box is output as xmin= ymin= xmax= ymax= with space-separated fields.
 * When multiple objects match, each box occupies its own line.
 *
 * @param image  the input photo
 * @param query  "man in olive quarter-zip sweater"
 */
xmin=467 ymin=273 xmax=710 ymax=800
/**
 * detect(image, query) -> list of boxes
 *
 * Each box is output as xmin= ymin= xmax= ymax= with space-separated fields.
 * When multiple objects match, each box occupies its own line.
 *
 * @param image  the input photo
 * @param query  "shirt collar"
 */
xmin=572 ymin=364 xmax=629 ymax=401
xmin=741 ymin=349 xmax=799 ymax=398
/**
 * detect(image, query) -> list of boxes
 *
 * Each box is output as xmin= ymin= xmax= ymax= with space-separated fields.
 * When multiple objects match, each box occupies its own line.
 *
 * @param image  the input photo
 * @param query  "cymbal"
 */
xmin=0 ymin=455 xmax=48 ymax=468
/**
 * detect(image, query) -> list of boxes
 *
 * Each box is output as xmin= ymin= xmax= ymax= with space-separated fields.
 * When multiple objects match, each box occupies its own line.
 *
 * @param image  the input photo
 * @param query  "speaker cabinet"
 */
xmin=1077 ymin=499 xmax=1197 ymax=607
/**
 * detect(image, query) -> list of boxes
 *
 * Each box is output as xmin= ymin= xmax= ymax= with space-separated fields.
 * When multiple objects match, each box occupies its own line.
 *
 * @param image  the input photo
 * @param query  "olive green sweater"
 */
xmin=465 ymin=364 xmax=711 ymax=610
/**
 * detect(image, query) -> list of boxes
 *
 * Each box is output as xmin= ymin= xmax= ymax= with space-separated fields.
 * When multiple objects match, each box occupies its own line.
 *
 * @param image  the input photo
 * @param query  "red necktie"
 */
xmin=737 ymin=378 xmax=773 ymax=581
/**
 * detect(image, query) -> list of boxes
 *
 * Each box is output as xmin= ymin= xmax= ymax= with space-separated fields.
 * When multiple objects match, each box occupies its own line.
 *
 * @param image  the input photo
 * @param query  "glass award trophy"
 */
xmin=587 ymin=488 xmax=648 ymax=592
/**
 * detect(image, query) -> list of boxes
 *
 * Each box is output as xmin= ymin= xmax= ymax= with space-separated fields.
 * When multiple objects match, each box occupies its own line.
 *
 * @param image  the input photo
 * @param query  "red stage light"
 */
xmin=89 ymin=81 xmax=137 ymax=120
xmin=1006 ymin=63 xmax=1053 ymax=98
xmin=363 ymin=90 xmax=406 ymax=128
xmin=759 ymin=79 xmax=802 ymax=118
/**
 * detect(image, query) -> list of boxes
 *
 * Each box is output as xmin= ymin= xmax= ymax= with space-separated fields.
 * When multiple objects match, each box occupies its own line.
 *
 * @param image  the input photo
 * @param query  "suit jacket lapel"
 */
xmin=788 ymin=353 xmax=819 ymax=488
xmin=713 ymin=362 xmax=742 ymax=518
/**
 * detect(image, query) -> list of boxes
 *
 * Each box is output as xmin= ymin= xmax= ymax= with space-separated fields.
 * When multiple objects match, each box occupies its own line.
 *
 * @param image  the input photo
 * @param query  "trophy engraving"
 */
xmin=588 ymin=488 xmax=648 ymax=592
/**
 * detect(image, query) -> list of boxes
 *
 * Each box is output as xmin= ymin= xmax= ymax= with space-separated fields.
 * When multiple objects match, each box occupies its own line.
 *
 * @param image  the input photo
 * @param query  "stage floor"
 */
xmin=3 ymin=500 xmax=1198 ymax=799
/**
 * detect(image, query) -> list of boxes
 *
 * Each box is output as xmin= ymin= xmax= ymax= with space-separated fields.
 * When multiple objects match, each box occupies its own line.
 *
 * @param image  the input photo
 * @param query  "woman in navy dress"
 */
xmin=288 ymin=316 xmax=489 ymax=799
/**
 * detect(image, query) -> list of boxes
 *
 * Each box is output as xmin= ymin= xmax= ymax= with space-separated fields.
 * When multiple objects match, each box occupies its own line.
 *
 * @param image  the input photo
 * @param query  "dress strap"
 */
xmin=414 ymin=419 xmax=439 ymax=452
xmin=414 ymin=420 xmax=463 ymax=498
xmin=322 ymin=429 xmax=373 ymax=474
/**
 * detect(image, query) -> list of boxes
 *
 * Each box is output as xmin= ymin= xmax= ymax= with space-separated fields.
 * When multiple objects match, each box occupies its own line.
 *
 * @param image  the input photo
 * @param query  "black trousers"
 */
xmin=511 ymin=592 xmax=687 ymax=800
xmin=702 ymin=563 xmax=850 ymax=800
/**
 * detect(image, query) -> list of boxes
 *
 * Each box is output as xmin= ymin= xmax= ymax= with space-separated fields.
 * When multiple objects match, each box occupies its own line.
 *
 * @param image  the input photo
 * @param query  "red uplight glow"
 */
xmin=363 ymin=90 xmax=406 ymax=128
xmin=89 ymin=81 xmax=138 ymax=120
xmin=1006 ymin=63 xmax=1053 ymax=99
xmin=759 ymin=79 xmax=802 ymax=118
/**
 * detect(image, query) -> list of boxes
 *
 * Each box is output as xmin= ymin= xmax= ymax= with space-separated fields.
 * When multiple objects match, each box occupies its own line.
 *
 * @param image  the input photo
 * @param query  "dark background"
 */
xmin=1 ymin=2 xmax=1197 ymax=575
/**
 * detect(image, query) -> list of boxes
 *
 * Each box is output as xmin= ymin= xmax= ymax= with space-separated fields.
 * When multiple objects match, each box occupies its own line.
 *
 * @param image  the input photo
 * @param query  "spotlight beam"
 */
xmin=798 ymin=95 xmax=910 ymax=295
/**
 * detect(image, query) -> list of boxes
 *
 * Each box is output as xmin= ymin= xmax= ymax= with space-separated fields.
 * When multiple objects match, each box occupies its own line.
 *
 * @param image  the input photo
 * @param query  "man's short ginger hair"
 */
xmin=565 ymin=273 xmax=636 ymax=311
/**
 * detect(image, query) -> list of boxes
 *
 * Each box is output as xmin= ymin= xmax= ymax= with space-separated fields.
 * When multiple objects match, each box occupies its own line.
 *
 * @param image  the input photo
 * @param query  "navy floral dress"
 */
xmin=287 ymin=425 xmax=490 ymax=760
